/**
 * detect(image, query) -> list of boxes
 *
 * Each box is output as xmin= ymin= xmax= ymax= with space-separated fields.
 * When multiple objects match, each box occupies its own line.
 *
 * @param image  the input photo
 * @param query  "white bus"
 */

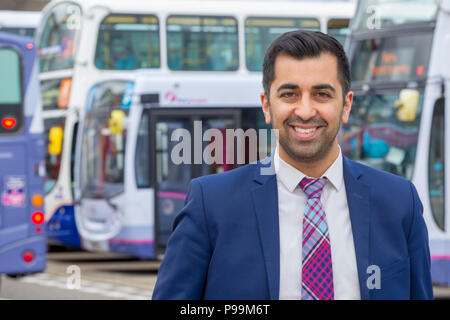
xmin=74 ymin=71 xmax=272 ymax=258
xmin=341 ymin=0 xmax=450 ymax=285
xmin=0 ymin=11 xmax=41 ymax=37
xmin=35 ymin=0 xmax=355 ymax=252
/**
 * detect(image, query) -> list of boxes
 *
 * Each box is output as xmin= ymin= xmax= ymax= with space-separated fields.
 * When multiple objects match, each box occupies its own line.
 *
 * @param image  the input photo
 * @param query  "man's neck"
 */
xmin=278 ymin=143 xmax=340 ymax=178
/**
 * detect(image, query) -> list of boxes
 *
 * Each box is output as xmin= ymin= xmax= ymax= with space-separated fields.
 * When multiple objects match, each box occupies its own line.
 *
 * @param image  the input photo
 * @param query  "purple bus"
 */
xmin=0 ymin=32 xmax=46 ymax=275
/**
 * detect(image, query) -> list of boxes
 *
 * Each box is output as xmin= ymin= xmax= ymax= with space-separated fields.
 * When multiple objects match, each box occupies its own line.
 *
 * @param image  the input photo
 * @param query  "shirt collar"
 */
xmin=274 ymin=146 xmax=344 ymax=193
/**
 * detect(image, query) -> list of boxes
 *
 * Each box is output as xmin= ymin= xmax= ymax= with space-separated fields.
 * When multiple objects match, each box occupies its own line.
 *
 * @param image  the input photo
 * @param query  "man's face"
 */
xmin=261 ymin=52 xmax=353 ymax=164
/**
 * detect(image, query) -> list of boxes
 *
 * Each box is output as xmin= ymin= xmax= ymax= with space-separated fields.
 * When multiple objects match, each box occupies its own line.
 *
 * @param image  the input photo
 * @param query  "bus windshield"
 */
xmin=80 ymin=81 xmax=132 ymax=199
xmin=353 ymin=0 xmax=438 ymax=31
xmin=167 ymin=16 xmax=239 ymax=71
xmin=38 ymin=2 xmax=81 ymax=72
xmin=340 ymin=89 xmax=424 ymax=180
xmin=245 ymin=17 xmax=320 ymax=72
xmin=95 ymin=15 xmax=160 ymax=70
xmin=351 ymin=32 xmax=433 ymax=83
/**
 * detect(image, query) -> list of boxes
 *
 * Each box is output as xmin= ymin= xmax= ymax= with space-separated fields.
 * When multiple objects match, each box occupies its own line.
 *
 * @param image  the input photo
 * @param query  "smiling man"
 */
xmin=152 ymin=30 xmax=433 ymax=300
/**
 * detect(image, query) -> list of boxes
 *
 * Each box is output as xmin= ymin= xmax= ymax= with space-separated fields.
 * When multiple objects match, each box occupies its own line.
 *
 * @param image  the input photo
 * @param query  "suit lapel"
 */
xmin=251 ymin=157 xmax=280 ymax=300
xmin=250 ymin=156 xmax=372 ymax=300
xmin=343 ymin=157 xmax=371 ymax=300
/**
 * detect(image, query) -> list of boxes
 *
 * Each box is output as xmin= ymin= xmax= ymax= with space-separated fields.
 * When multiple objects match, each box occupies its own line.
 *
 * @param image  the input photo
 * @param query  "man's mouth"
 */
xmin=293 ymin=127 xmax=317 ymax=134
xmin=290 ymin=125 xmax=322 ymax=140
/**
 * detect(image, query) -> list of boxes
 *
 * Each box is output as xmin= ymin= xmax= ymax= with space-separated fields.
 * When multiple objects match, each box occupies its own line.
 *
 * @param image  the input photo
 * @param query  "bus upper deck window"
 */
xmin=95 ymin=15 xmax=160 ymax=70
xmin=245 ymin=17 xmax=320 ymax=72
xmin=167 ymin=15 xmax=239 ymax=71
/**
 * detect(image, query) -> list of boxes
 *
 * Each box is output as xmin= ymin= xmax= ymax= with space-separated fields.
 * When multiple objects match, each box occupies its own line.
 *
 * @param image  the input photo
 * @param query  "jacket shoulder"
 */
xmin=193 ymin=162 xmax=260 ymax=188
xmin=345 ymin=157 xmax=412 ymax=188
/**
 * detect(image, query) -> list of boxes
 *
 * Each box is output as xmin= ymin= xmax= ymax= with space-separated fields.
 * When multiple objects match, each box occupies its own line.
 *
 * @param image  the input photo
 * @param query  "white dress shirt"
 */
xmin=275 ymin=146 xmax=361 ymax=300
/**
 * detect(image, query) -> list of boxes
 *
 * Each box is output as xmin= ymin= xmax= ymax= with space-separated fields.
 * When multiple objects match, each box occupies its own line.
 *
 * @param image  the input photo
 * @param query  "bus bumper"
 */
xmin=0 ymin=235 xmax=47 ymax=275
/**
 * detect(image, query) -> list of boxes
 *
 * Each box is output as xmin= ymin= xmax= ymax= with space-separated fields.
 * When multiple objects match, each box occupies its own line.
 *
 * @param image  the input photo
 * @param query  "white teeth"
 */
xmin=294 ymin=127 xmax=317 ymax=134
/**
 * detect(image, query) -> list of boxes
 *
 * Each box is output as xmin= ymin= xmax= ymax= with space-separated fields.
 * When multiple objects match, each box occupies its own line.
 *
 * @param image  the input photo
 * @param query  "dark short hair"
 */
xmin=262 ymin=30 xmax=351 ymax=99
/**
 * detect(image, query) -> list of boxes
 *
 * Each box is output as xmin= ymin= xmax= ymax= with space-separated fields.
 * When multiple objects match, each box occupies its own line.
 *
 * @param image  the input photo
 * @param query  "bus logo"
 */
xmin=2 ymin=176 xmax=26 ymax=207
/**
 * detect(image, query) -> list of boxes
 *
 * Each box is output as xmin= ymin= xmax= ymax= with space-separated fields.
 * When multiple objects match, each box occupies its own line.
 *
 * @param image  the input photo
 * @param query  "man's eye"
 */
xmin=316 ymin=92 xmax=332 ymax=98
xmin=280 ymin=92 xmax=296 ymax=98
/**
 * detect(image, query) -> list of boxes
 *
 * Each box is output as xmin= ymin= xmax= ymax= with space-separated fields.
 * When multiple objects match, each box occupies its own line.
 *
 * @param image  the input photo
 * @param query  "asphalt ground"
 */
xmin=1 ymin=247 xmax=449 ymax=300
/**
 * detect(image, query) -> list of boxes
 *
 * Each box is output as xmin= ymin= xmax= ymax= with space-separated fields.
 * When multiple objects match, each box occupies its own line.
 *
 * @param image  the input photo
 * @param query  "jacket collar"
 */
xmin=251 ymin=154 xmax=372 ymax=300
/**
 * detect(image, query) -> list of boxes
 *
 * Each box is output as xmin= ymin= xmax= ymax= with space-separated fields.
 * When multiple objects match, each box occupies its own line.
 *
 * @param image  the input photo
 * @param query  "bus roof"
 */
xmin=132 ymin=70 xmax=263 ymax=108
xmin=43 ymin=0 xmax=355 ymax=19
xmin=0 ymin=10 xmax=41 ymax=29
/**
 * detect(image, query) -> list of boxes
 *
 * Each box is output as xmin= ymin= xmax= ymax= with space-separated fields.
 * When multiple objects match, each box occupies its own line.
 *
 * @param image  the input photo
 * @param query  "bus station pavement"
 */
xmin=1 ymin=248 xmax=449 ymax=300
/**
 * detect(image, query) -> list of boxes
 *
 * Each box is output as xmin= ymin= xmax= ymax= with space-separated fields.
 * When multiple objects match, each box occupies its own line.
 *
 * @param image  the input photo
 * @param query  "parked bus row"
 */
xmin=35 ymin=0 xmax=356 ymax=256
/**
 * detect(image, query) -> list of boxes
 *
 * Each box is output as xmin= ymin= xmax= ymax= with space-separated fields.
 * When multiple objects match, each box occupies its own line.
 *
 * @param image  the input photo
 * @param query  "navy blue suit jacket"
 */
xmin=152 ymin=156 xmax=433 ymax=300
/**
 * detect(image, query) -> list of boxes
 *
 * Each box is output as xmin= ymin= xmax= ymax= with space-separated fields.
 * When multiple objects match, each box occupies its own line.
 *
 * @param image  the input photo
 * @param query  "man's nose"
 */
xmin=293 ymin=95 xmax=317 ymax=120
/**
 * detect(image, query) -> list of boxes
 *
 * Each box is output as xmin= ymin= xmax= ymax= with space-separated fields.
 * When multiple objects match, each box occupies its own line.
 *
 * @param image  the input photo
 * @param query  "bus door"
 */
xmin=149 ymin=108 xmax=241 ymax=256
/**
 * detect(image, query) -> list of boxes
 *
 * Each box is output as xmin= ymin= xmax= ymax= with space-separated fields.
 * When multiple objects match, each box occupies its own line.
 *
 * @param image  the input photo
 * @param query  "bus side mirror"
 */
xmin=109 ymin=110 xmax=125 ymax=135
xmin=394 ymin=89 xmax=419 ymax=122
xmin=48 ymin=126 xmax=63 ymax=155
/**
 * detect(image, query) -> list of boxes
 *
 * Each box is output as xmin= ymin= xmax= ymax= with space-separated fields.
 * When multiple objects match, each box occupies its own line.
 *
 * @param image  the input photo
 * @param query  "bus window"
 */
xmin=245 ymin=17 xmax=320 ymax=72
xmin=155 ymin=119 xmax=192 ymax=190
xmin=351 ymin=32 xmax=433 ymax=83
xmin=201 ymin=118 xmax=238 ymax=176
xmin=327 ymin=19 xmax=350 ymax=47
xmin=340 ymin=90 xmax=424 ymax=180
xmin=80 ymin=81 xmax=130 ymax=199
xmin=429 ymin=98 xmax=445 ymax=231
xmin=37 ymin=2 xmax=81 ymax=72
xmin=95 ymin=15 xmax=160 ymax=70
xmin=41 ymin=78 xmax=72 ymax=110
xmin=44 ymin=117 xmax=65 ymax=194
xmin=0 ymin=48 xmax=21 ymax=104
xmin=135 ymin=110 xmax=150 ymax=188
xmin=0 ymin=27 xmax=35 ymax=37
xmin=167 ymin=15 xmax=238 ymax=71
xmin=0 ymin=48 xmax=23 ymax=134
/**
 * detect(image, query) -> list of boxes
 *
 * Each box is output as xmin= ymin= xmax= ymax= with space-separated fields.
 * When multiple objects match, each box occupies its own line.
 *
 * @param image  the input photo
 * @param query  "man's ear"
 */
xmin=341 ymin=91 xmax=353 ymax=124
xmin=261 ymin=93 xmax=271 ymax=124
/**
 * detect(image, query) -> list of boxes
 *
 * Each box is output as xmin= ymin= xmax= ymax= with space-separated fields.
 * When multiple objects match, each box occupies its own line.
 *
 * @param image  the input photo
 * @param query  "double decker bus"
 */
xmin=341 ymin=0 xmax=450 ymax=285
xmin=0 ymin=32 xmax=46 ymax=275
xmin=36 ymin=0 xmax=355 ymax=250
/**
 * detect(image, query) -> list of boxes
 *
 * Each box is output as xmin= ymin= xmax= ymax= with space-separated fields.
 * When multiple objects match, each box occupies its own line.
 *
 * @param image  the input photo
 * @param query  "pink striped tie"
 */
xmin=300 ymin=177 xmax=334 ymax=300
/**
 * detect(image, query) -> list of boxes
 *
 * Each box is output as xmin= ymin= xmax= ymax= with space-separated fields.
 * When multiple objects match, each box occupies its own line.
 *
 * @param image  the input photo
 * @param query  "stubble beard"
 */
xmin=269 ymin=106 xmax=342 ymax=164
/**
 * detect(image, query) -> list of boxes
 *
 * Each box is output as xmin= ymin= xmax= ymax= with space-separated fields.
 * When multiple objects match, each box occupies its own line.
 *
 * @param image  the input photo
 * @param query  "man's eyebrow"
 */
xmin=276 ymin=83 xmax=299 ymax=93
xmin=312 ymin=83 xmax=336 ymax=93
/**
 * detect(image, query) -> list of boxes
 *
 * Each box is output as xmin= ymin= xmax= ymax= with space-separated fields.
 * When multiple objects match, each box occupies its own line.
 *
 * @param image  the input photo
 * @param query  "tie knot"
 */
xmin=299 ymin=177 xmax=327 ymax=199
